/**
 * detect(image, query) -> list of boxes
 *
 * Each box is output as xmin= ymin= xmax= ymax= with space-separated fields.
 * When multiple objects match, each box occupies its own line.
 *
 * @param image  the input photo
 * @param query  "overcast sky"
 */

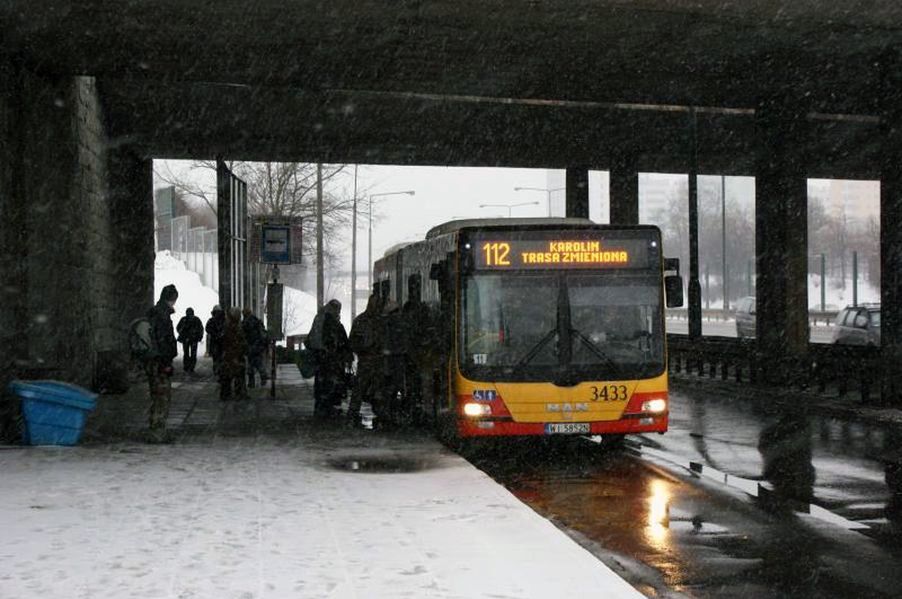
xmin=155 ymin=161 xmax=590 ymax=271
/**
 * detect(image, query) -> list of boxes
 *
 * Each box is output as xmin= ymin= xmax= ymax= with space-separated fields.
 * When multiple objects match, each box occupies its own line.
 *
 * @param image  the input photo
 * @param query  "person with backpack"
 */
xmin=176 ymin=307 xmax=204 ymax=373
xmin=205 ymin=306 xmax=225 ymax=375
xmin=145 ymin=284 xmax=178 ymax=442
xmin=348 ymin=293 xmax=383 ymax=427
xmin=306 ymin=299 xmax=351 ymax=419
xmin=242 ymin=307 xmax=269 ymax=388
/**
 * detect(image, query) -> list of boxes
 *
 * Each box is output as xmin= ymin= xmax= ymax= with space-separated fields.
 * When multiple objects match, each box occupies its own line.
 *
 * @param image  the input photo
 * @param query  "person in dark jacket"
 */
xmin=176 ymin=307 xmax=204 ymax=373
xmin=348 ymin=293 xmax=383 ymax=426
xmin=242 ymin=307 xmax=269 ymax=388
xmin=307 ymin=299 xmax=351 ymax=419
xmin=220 ymin=307 xmax=248 ymax=401
xmin=205 ymin=306 xmax=225 ymax=375
xmin=146 ymin=284 xmax=178 ymax=441
xmin=401 ymin=274 xmax=435 ymax=421
xmin=379 ymin=298 xmax=406 ymax=424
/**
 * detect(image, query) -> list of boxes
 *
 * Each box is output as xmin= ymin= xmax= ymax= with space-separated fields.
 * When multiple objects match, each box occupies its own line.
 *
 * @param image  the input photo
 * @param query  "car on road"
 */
xmin=735 ymin=296 xmax=756 ymax=339
xmin=832 ymin=303 xmax=881 ymax=346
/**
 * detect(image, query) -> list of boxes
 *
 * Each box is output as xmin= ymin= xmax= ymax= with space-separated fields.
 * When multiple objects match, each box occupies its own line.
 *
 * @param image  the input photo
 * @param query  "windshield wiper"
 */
xmin=514 ymin=327 xmax=557 ymax=368
xmin=570 ymin=328 xmax=622 ymax=378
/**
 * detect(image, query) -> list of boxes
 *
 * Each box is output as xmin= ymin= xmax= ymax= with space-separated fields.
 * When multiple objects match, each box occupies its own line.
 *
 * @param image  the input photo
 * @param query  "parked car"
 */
xmin=832 ymin=303 xmax=881 ymax=346
xmin=735 ymin=296 xmax=756 ymax=339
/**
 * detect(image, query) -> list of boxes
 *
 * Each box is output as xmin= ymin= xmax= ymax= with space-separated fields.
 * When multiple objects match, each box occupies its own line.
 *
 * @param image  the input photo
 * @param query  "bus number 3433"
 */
xmin=590 ymin=385 xmax=628 ymax=401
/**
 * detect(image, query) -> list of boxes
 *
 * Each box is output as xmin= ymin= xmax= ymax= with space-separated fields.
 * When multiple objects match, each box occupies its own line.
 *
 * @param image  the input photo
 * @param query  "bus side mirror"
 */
xmin=429 ymin=262 xmax=444 ymax=281
xmin=665 ymin=275 xmax=684 ymax=308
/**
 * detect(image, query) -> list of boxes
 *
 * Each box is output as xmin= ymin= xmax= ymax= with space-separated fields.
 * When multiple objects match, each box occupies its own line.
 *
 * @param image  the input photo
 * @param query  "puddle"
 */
xmin=328 ymin=456 xmax=437 ymax=473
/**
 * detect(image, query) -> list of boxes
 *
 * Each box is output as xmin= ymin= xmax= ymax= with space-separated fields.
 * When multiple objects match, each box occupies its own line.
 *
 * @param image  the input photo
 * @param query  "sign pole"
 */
xmin=269 ymin=265 xmax=281 ymax=400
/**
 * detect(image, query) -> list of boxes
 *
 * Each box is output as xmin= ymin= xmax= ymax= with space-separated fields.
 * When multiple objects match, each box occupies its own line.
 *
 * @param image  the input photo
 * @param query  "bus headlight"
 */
xmin=641 ymin=398 xmax=667 ymax=414
xmin=463 ymin=403 xmax=492 ymax=417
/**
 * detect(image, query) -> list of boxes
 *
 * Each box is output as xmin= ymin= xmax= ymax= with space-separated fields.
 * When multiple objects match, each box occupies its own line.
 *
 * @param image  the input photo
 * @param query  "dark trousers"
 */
xmin=182 ymin=342 xmax=198 ymax=372
xmin=314 ymin=362 xmax=345 ymax=418
xmin=247 ymin=352 xmax=268 ymax=387
xmin=349 ymin=357 xmax=378 ymax=420
xmin=220 ymin=366 xmax=247 ymax=401
xmin=145 ymin=361 xmax=172 ymax=430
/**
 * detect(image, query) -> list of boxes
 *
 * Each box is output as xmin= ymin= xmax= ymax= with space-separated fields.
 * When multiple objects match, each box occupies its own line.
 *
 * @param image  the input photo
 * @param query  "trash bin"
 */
xmin=7 ymin=380 xmax=97 ymax=446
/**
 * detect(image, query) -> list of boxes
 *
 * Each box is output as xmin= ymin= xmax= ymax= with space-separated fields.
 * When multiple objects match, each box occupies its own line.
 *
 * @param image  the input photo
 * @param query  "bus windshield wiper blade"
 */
xmin=514 ymin=327 xmax=557 ymax=368
xmin=570 ymin=328 xmax=622 ymax=377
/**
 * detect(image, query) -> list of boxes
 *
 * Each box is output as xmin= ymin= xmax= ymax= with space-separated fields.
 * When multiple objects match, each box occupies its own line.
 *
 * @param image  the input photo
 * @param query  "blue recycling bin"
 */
xmin=7 ymin=380 xmax=97 ymax=446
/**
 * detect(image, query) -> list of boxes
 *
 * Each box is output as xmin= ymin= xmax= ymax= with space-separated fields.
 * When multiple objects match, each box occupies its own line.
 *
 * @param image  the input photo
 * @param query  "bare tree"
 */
xmin=155 ymin=160 xmax=357 ymax=264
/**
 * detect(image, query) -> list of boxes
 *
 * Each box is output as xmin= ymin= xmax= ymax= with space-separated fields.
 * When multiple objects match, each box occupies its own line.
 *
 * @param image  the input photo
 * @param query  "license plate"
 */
xmin=545 ymin=422 xmax=590 ymax=435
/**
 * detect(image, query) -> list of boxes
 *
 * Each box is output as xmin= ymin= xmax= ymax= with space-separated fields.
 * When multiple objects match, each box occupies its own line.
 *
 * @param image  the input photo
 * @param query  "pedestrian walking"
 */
xmin=146 ymin=284 xmax=178 ymax=442
xmin=176 ymin=307 xmax=204 ymax=373
xmin=348 ymin=293 xmax=383 ymax=427
xmin=205 ymin=306 xmax=225 ymax=375
xmin=242 ymin=307 xmax=269 ymax=388
xmin=220 ymin=307 xmax=248 ymax=401
xmin=306 ymin=299 xmax=351 ymax=419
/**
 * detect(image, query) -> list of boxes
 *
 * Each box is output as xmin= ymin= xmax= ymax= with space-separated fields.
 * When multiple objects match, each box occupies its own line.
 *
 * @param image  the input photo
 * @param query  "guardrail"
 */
xmin=665 ymin=309 xmax=839 ymax=327
xmin=667 ymin=334 xmax=880 ymax=403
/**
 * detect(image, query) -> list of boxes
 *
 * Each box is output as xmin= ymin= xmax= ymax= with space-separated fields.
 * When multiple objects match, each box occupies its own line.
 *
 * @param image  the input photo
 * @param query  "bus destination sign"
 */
xmin=469 ymin=232 xmax=654 ymax=270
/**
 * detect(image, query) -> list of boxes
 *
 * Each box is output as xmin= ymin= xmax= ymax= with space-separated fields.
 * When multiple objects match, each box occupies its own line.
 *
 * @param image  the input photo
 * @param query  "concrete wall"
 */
xmin=0 ymin=58 xmax=154 ymax=389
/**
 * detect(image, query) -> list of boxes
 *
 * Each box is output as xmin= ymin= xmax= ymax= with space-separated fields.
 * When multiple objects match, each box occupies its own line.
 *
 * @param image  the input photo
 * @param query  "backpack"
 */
xmin=349 ymin=315 xmax=375 ymax=353
xmin=128 ymin=317 xmax=158 ymax=362
xmin=305 ymin=313 xmax=326 ymax=351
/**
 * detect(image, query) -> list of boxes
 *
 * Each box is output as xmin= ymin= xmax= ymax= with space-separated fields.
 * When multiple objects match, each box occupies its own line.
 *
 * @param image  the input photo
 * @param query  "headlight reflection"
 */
xmin=646 ymin=479 xmax=671 ymax=547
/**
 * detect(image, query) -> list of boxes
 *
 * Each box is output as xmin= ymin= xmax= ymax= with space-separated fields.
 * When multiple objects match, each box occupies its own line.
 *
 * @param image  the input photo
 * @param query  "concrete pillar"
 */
xmin=0 ymin=57 xmax=28 ymax=388
xmin=609 ymin=155 xmax=639 ymax=225
xmin=108 ymin=148 xmax=155 ymax=343
xmin=0 ymin=62 xmax=145 ymax=388
xmin=688 ymin=109 xmax=702 ymax=338
xmin=880 ymin=106 xmax=902 ymax=406
xmin=565 ymin=167 xmax=589 ymax=218
xmin=754 ymin=98 xmax=809 ymax=382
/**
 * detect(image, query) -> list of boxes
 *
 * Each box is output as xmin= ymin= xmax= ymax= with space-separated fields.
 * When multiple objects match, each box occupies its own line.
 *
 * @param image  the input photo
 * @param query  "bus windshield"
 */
xmin=461 ymin=271 xmax=665 ymax=382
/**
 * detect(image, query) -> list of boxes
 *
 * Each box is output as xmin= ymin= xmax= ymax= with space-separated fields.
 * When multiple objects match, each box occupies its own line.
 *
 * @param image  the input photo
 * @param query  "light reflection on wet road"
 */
xmin=461 ymin=383 xmax=902 ymax=598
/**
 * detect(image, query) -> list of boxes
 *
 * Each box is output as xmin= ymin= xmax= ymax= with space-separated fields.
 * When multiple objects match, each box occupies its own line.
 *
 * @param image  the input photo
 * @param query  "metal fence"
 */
xmin=165 ymin=215 xmax=219 ymax=294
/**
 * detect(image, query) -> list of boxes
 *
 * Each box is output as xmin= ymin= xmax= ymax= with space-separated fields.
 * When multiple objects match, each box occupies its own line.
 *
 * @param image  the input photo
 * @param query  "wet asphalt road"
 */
xmin=460 ymin=384 xmax=902 ymax=598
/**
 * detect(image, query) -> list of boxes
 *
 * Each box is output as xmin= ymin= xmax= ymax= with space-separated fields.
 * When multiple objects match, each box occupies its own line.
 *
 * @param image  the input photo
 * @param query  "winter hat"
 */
xmin=186 ymin=307 xmax=194 ymax=316
xmin=160 ymin=284 xmax=179 ymax=303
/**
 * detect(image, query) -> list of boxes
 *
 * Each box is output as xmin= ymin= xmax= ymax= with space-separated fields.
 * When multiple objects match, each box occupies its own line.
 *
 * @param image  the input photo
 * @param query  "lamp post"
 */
xmin=365 ymin=190 xmax=416 ymax=291
xmin=514 ymin=186 xmax=565 ymax=217
xmin=478 ymin=201 xmax=539 ymax=217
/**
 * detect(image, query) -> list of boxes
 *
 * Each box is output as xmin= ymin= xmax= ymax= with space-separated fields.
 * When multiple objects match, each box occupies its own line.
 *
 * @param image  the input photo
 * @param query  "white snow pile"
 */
xmin=154 ymin=251 xmax=219 ymax=354
xmin=155 ymin=250 xmax=322 ymax=343
xmin=282 ymin=285 xmax=319 ymax=338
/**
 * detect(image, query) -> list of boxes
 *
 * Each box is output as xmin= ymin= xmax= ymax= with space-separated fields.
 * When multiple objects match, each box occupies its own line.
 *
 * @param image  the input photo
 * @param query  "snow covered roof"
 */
xmin=425 ymin=217 xmax=595 ymax=240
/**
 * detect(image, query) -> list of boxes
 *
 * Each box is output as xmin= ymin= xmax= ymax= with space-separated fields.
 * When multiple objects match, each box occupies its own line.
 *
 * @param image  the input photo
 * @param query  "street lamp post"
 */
xmin=364 ymin=190 xmax=416 ymax=292
xmin=478 ymin=201 xmax=539 ymax=217
xmin=514 ymin=186 xmax=565 ymax=217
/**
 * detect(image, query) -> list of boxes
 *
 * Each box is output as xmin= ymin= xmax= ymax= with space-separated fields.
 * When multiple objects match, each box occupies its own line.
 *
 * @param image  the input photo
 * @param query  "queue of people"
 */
xmin=308 ymin=273 xmax=439 ymax=428
xmin=136 ymin=275 xmax=436 ymax=442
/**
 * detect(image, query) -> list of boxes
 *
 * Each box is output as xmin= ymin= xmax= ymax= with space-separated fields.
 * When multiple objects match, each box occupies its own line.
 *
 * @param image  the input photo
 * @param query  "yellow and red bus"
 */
xmin=374 ymin=218 xmax=683 ymax=441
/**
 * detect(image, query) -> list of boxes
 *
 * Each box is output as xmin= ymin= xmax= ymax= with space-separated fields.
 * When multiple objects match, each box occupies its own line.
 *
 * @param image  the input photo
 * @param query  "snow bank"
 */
xmin=282 ymin=285 xmax=319 ymax=337
xmin=155 ymin=250 xmax=350 ymax=344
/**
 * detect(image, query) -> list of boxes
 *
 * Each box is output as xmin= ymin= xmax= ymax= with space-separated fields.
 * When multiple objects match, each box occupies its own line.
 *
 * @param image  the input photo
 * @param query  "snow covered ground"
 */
xmin=0 ymin=439 xmax=643 ymax=598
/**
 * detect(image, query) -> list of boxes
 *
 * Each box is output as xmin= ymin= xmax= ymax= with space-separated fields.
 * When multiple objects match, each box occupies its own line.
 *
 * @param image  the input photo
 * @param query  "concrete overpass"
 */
xmin=2 ymin=1 xmax=902 ymax=397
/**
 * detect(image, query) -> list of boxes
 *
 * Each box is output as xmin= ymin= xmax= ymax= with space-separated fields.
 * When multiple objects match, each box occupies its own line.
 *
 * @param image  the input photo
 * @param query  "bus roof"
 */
xmin=425 ymin=217 xmax=594 ymax=240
